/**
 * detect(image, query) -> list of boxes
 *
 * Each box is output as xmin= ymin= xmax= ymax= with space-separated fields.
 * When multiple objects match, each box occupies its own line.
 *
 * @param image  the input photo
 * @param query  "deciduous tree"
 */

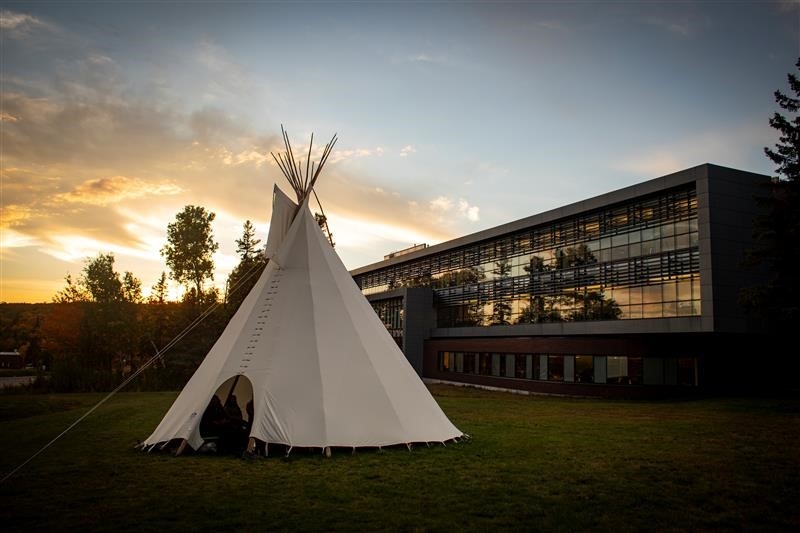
xmin=53 ymin=274 xmax=89 ymax=303
xmin=161 ymin=205 xmax=219 ymax=304
xmin=122 ymin=272 xmax=142 ymax=303
xmin=82 ymin=253 xmax=123 ymax=304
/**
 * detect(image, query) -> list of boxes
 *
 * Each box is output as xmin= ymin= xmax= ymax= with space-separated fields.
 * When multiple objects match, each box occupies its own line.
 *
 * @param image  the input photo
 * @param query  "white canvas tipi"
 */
xmin=142 ymin=130 xmax=463 ymax=454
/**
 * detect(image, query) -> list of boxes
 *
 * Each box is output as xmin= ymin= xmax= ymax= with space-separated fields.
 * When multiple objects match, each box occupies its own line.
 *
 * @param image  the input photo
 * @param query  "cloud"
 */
xmin=422 ymin=195 xmax=480 ymax=223
xmin=458 ymin=199 xmax=480 ymax=222
xmin=0 ymin=204 xmax=36 ymax=230
xmin=88 ymin=53 xmax=114 ymax=65
xmin=0 ymin=10 xmax=47 ymax=35
xmin=220 ymin=147 xmax=271 ymax=167
xmin=0 ymin=18 xmax=466 ymax=298
xmin=399 ymin=145 xmax=416 ymax=157
xmin=58 ymin=176 xmax=183 ymax=206
xmin=1 ymin=90 xmax=187 ymax=168
xmin=330 ymin=147 xmax=383 ymax=164
xmin=188 ymin=107 xmax=282 ymax=169
xmin=429 ymin=196 xmax=452 ymax=211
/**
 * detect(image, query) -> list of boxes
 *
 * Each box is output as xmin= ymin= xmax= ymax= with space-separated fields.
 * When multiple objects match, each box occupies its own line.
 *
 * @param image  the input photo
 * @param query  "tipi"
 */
xmin=142 ymin=128 xmax=463 ymax=455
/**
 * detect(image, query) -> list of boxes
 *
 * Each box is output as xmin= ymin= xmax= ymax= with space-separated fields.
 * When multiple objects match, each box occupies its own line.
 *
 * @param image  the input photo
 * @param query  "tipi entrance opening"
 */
xmin=199 ymin=374 xmax=254 ymax=454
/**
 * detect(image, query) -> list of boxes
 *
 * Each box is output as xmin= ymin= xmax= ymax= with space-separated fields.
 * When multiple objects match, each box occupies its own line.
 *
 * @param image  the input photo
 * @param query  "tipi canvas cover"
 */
xmin=142 ymin=183 xmax=463 ymax=452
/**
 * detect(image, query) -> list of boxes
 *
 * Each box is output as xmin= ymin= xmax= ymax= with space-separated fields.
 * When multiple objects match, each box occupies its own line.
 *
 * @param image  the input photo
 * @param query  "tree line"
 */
xmin=0 ymin=206 xmax=268 ymax=391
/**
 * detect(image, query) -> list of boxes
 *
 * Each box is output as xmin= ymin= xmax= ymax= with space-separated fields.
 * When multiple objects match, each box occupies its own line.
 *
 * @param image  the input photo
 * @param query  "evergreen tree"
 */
xmin=226 ymin=220 xmax=266 ymax=312
xmin=235 ymin=220 xmax=262 ymax=261
xmin=744 ymin=58 xmax=800 ymax=328
xmin=148 ymin=272 xmax=169 ymax=304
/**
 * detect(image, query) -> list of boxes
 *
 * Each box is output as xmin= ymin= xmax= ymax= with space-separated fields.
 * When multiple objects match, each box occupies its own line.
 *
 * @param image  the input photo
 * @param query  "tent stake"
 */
xmin=175 ymin=439 xmax=189 ymax=456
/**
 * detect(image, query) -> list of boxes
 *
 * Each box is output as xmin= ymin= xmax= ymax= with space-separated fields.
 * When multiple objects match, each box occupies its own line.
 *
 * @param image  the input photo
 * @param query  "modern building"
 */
xmin=350 ymin=164 xmax=770 ymax=397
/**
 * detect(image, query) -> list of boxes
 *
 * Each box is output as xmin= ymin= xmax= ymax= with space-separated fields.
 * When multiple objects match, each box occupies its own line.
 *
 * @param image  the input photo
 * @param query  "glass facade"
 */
xmin=437 ymin=352 xmax=693 ymax=386
xmin=371 ymin=297 xmax=404 ymax=348
xmin=355 ymin=185 xmax=699 ymax=327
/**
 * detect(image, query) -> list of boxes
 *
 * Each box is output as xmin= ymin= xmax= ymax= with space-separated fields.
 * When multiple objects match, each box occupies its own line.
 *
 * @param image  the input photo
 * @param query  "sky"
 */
xmin=1 ymin=1 xmax=798 ymax=303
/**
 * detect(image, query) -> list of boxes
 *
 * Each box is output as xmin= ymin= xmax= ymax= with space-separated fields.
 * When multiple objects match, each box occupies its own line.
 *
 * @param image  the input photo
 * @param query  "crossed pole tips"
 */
xmin=270 ymin=125 xmax=338 ymax=205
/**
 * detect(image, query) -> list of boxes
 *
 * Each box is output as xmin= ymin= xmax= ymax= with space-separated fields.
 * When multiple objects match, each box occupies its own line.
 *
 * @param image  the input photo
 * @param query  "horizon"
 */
xmin=1 ymin=2 xmax=797 ymax=303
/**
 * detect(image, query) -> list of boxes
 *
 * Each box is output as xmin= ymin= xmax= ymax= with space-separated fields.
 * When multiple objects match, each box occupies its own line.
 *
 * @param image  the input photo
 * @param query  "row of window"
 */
xmin=434 ymin=273 xmax=701 ymax=326
xmin=465 ymin=222 xmax=699 ymax=282
xmin=436 ymin=298 xmax=701 ymax=327
xmin=356 ymin=186 xmax=698 ymax=295
xmin=437 ymin=352 xmax=698 ymax=386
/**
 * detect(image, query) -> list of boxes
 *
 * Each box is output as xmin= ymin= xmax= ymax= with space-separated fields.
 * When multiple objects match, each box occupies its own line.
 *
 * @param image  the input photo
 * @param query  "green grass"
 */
xmin=1 ymin=385 xmax=798 ymax=531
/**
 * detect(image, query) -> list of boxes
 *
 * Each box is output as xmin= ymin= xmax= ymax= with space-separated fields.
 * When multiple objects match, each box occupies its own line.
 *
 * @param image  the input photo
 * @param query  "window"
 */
xmin=478 ymin=353 xmax=492 ymax=375
xmin=575 ymin=356 xmax=594 ymax=383
xmin=548 ymin=355 xmax=564 ymax=381
xmin=463 ymin=352 xmax=476 ymax=374
xmin=607 ymin=356 xmax=625 ymax=384
xmin=438 ymin=352 xmax=453 ymax=372
xmin=491 ymin=353 xmax=502 ymax=376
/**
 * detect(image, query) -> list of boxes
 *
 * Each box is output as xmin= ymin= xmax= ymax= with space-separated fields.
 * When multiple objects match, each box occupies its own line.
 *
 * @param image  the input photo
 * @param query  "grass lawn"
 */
xmin=1 ymin=384 xmax=798 ymax=531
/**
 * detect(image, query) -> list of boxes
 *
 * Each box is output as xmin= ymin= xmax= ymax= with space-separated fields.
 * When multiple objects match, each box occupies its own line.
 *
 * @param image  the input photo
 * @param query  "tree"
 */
xmin=161 ymin=205 xmax=219 ymax=303
xmin=53 ymin=273 xmax=88 ymax=303
xmin=149 ymin=272 xmax=169 ymax=304
xmin=489 ymin=258 xmax=512 ymax=325
xmin=570 ymin=291 xmax=622 ymax=321
xmin=122 ymin=272 xmax=142 ymax=303
xmin=82 ymin=253 xmax=123 ymax=304
xmin=435 ymin=267 xmax=483 ymax=288
xmin=235 ymin=220 xmax=262 ymax=261
xmin=744 ymin=58 xmax=800 ymax=328
xmin=46 ymin=253 xmax=138 ymax=389
xmin=226 ymin=220 xmax=266 ymax=311
xmin=518 ymin=255 xmax=558 ymax=324
xmin=765 ymin=58 xmax=800 ymax=181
